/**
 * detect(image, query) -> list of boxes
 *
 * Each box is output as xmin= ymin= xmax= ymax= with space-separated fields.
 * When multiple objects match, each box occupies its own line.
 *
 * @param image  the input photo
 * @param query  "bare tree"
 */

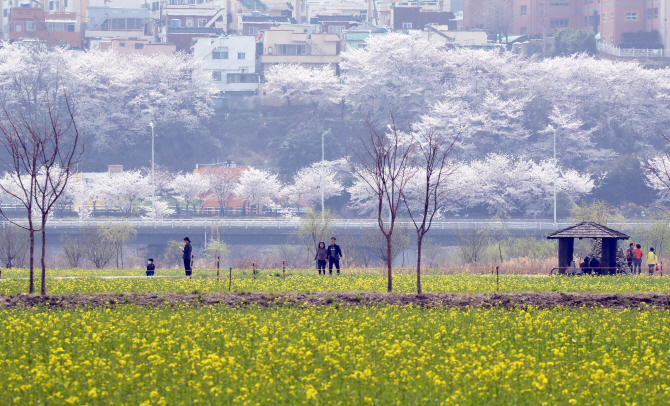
xmin=402 ymin=127 xmax=459 ymax=293
xmin=0 ymin=225 xmax=29 ymax=269
xmin=101 ymin=221 xmax=137 ymax=269
xmin=0 ymin=108 xmax=45 ymax=294
xmin=32 ymin=95 xmax=84 ymax=294
xmin=348 ymin=115 xmax=415 ymax=292
xmin=60 ymin=233 xmax=85 ymax=268
xmin=295 ymin=208 xmax=335 ymax=263
xmin=477 ymin=0 xmax=513 ymax=43
xmin=361 ymin=226 xmax=411 ymax=267
xmin=83 ymin=227 xmax=115 ymax=269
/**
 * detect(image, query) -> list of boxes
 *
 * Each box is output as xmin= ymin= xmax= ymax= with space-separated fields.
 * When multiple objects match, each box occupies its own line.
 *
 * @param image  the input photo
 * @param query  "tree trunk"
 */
xmin=28 ymin=222 xmax=34 ymax=294
xmin=416 ymin=233 xmax=423 ymax=294
xmin=40 ymin=218 xmax=46 ymax=296
xmin=386 ymin=235 xmax=393 ymax=292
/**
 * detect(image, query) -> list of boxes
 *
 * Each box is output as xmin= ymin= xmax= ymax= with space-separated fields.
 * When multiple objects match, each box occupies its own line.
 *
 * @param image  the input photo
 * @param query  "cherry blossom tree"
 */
xmin=283 ymin=160 xmax=344 ymax=209
xmin=0 ymin=44 xmax=216 ymax=153
xmin=202 ymin=168 xmax=243 ymax=217
xmin=234 ymin=168 xmax=282 ymax=216
xmin=170 ymin=172 xmax=211 ymax=214
xmin=265 ymin=64 xmax=340 ymax=111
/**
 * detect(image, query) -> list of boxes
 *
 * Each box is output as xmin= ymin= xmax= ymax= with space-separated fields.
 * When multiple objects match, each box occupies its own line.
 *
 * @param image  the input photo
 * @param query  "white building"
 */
xmin=193 ymin=35 xmax=258 ymax=97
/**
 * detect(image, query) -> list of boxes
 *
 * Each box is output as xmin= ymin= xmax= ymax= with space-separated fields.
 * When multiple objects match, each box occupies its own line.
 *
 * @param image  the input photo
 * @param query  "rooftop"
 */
xmin=546 ymin=222 xmax=630 ymax=240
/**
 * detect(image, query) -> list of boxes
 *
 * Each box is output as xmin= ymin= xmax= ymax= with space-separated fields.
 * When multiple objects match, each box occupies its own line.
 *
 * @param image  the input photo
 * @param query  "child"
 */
xmin=146 ymin=258 xmax=156 ymax=277
xmin=633 ymin=244 xmax=644 ymax=275
xmin=647 ymin=247 xmax=658 ymax=275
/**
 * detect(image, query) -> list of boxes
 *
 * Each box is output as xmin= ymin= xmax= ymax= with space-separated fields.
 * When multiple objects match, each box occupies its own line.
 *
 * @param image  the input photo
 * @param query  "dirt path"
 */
xmin=2 ymin=291 xmax=670 ymax=310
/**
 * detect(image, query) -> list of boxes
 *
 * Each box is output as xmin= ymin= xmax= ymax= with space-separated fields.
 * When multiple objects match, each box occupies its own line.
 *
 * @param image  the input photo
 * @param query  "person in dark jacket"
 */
xmin=327 ymin=237 xmax=343 ymax=275
xmin=315 ymin=242 xmax=327 ymax=275
xmin=182 ymin=237 xmax=192 ymax=277
xmin=146 ymin=258 xmax=155 ymax=277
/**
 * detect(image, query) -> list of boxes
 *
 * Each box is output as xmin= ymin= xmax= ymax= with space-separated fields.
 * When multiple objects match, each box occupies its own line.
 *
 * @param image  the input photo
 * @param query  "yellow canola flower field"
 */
xmin=1 ymin=305 xmax=669 ymax=405
xmin=3 ymin=273 xmax=670 ymax=294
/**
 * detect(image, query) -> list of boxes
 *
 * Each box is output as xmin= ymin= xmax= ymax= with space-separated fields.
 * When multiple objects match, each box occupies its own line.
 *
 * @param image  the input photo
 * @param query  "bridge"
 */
xmin=3 ymin=218 xmax=647 ymax=247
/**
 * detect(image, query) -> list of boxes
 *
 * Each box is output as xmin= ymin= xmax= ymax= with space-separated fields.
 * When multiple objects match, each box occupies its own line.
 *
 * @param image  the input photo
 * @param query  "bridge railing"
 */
xmin=0 ymin=218 xmax=653 ymax=231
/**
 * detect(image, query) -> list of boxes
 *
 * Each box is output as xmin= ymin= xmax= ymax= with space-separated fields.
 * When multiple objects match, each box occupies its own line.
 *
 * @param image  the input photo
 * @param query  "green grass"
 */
xmin=3 ymin=272 xmax=670 ymax=295
xmin=1 ymin=305 xmax=669 ymax=405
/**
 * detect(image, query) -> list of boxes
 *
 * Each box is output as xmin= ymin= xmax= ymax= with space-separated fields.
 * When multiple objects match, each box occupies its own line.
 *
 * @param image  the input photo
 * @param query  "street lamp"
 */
xmin=150 ymin=121 xmax=155 ymax=220
xmin=320 ymin=128 xmax=332 ymax=222
xmin=548 ymin=124 xmax=557 ymax=225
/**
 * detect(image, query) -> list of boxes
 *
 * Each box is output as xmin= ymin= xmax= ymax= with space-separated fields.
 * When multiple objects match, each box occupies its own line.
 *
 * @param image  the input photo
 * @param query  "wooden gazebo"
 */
xmin=547 ymin=222 xmax=630 ymax=274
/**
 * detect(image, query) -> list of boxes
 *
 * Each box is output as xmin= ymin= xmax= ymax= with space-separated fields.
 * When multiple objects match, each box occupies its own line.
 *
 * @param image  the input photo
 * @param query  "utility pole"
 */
xmin=542 ymin=0 xmax=547 ymax=58
xmin=320 ymin=128 xmax=331 ymax=222
xmin=552 ymin=125 xmax=557 ymax=225
xmin=150 ymin=122 xmax=155 ymax=219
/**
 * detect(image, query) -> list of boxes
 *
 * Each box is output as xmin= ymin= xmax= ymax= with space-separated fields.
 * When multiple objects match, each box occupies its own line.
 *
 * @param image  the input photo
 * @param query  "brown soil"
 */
xmin=2 ymin=291 xmax=670 ymax=310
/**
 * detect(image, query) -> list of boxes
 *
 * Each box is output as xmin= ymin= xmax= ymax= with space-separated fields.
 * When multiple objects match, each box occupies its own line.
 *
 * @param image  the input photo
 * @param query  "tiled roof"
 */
xmin=546 ymin=222 xmax=630 ymax=240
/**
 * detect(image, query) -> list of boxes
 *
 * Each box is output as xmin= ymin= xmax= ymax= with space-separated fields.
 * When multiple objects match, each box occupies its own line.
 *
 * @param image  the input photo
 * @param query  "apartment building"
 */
xmin=85 ymin=6 xmax=152 ymax=48
xmin=392 ymin=6 xmax=455 ymax=31
xmin=239 ymin=14 xmax=295 ymax=35
xmin=258 ymin=26 xmax=340 ymax=69
xmin=8 ymin=6 xmax=80 ymax=47
xmin=97 ymin=37 xmax=177 ymax=54
xmin=161 ymin=4 xmax=227 ymax=52
xmin=464 ymin=0 xmax=666 ymax=47
xmin=193 ymin=35 xmax=258 ymax=95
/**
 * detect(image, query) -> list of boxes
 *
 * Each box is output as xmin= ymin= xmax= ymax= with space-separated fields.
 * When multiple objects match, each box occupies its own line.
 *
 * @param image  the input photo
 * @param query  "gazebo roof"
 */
xmin=546 ymin=221 xmax=630 ymax=240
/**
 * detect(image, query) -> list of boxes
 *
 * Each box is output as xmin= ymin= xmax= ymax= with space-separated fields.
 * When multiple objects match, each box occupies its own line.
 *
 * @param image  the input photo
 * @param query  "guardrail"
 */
xmin=0 ymin=218 xmax=657 ymax=231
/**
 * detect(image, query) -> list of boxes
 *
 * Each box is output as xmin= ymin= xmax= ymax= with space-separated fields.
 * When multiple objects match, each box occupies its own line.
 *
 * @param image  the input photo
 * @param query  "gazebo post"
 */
xmin=601 ymin=238 xmax=617 ymax=275
xmin=557 ymin=237 xmax=574 ymax=274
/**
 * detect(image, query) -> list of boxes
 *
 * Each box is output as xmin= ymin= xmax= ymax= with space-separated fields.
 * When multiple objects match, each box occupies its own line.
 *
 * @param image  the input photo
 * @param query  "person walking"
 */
xmin=626 ymin=243 xmax=635 ymax=272
xmin=182 ymin=237 xmax=193 ymax=277
xmin=146 ymin=258 xmax=156 ymax=277
xmin=633 ymin=243 xmax=644 ymax=275
xmin=647 ymin=247 xmax=658 ymax=275
xmin=327 ymin=237 xmax=343 ymax=275
xmin=315 ymin=242 xmax=328 ymax=275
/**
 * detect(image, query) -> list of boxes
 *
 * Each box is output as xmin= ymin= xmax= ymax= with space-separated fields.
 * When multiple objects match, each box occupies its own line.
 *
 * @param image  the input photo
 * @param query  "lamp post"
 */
xmin=550 ymin=124 xmax=557 ymax=225
xmin=320 ymin=128 xmax=331 ymax=222
xmin=150 ymin=121 xmax=155 ymax=219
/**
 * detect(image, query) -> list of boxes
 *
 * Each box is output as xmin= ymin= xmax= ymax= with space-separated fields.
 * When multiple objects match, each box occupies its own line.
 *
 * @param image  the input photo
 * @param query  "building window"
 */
xmin=3 ymin=10 xmax=7 ymax=17
xmin=520 ymin=5 xmax=527 ymax=15
xmin=549 ymin=0 xmax=568 ymax=5
xmin=64 ymin=0 xmax=67 ymax=6
xmin=119 ymin=42 xmax=126 ymax=47
xmin=135 ymin=43 xmax=144 ymax=49
xmin=625 ymin=12 xmax=637 ymax=20
xmin=549 ymin=18 xmax=569 ymax=29
xmin=15 ymin=24 xmax=22 ymax=32
xmin=402 ymin=22 xmax=412 ymax=29
xmin=328 ymin=25 xmax=344 ymax=34
xmin=276 ymin=44 xmax=306 ymax=55
xmin=227 ymin=73 xmax=259 ymax=83
xmin=520 ymin=27 xmax=527 ymax=35
xmin=49 ymin=0 xmax=53 ymax=9
xmin=98 ymin=18 xmax=145 ymax=30
xmin=198 ymin=18 xmax=207 ymax=27
xmin=648 ymin=8 xmax=658 ymax=19
xmin=238 ymin=52 xmax=245 ymax=59
xmin=152 ymin=2 xmax=159 ymax=11
xmin=26 ymin=21 xmax=35 ymax=31
xmin=212 ymin=71 xmax=222 ymax=81
xmin=611 ymin=12 xmax=613 ymax=21
xmin=248 ymin=27 xmax=258 ymax=35
xmin=357 ymin=43 xmax=366 ymax=49
xmin=47 ymin=22 xmax=76 ymax=32
xmin=212 ymin=50 xmax=228 ymax=59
